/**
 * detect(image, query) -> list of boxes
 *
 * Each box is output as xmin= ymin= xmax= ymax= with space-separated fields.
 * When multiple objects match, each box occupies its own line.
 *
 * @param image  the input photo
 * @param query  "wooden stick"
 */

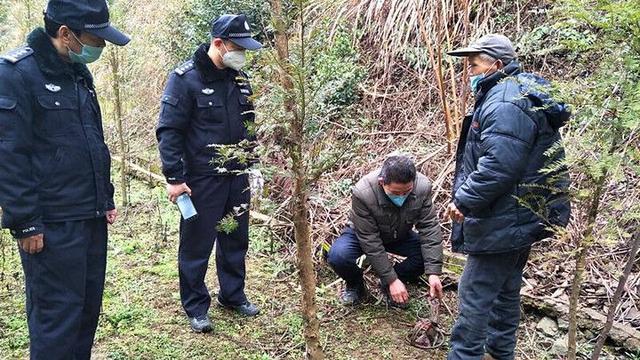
xmin=591 ymin=230 xmax=640 ymax=359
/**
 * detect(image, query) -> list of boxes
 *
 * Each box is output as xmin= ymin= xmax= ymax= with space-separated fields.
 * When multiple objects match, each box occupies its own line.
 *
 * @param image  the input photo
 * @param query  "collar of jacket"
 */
xmin=193 ymin=43 xmax=237 ymax=83
xmin=26 ymin=28 xmax=94 ymax=85
xmin=475 ymin=60 xmax=522 ymax=101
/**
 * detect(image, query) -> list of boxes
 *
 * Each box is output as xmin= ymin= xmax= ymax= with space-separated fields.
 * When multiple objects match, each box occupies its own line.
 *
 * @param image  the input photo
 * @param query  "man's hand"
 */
xmin=167 ymin=183 xmax=192 ymax=203
xmin=447 ymin=202 xmax=465 ymax=223
xmin=18 ymin=233 xmax=44 ymax=254
xmin=106 ymin=209 xmax=118 ymax=225
xmin=428 ymin=274 xmax=443 ymax=299
xmin=389 ymin=279 xmax=409 ymax=304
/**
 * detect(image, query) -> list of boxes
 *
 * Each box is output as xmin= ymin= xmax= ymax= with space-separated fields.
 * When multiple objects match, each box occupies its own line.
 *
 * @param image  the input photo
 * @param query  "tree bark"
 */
xmin=291 ymin=174 xmax=324 ymax=359
xmin=109 ymin=47 xmax=129 ymax=207
xmin=567 ymin=173 xmax=607 ymax=360
xmin=269 ymin=0 xmax=324 ymax=358
xmin=591 ymin=229 xmax=640 ymax=359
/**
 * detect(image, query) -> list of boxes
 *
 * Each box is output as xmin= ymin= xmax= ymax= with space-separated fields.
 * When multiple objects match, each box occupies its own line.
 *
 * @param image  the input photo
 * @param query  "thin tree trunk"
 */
xmin=567 ymin=173 xmax=607 ymax=359
xmin=591 ymin=229 xmax=640 ymax=359
xmin=458 ymin=0 xmax=471 ymax=134
xmin=291 ymin=175 xmax=324 ymax=359
xmin=415 ymin=2 xmax=454 ymax=154
xmin=269 ymin=0 xmax=324 ymax=358
xmin=109 ymin=47 xmax=128 ymax=207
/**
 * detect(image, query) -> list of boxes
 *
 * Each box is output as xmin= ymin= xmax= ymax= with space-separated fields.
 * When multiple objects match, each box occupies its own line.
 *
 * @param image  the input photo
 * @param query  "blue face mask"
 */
xmin=470 ymin=74 xmax=483 ymax=94
xmin=470 ymin=61 xmax=499 ymax=94
xmin=68 ymin=32 xmax=104 ymax=64
xmin=387 ymin=193 xmax=408 ymax=207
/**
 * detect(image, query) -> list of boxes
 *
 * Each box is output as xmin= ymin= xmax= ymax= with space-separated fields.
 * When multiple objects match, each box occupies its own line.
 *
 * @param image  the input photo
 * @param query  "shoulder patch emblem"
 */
xmin=0 ymin=46 xmax=34 ymax=64
xmin=174 ymin=60 xmax=195 ymax=76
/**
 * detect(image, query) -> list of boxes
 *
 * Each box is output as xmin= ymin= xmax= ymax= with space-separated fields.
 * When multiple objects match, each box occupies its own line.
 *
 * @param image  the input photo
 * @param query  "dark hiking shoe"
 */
xmin=339 ymin=283 xmax=368 ymax=306
xmin=379 ymin=282 xmax=409 ymax=309
xmin=218 ymin=299 xmax=260 ymax=317
xmin=189 ymin=315 xmax=213 ymax=333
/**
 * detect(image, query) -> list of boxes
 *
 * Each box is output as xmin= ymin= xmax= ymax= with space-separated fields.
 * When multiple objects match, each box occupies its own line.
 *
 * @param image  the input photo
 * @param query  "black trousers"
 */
xmin=448 ymin=246 xmax=531 ymax=360
xmin=327 ymin=226 xmax=425 ymax=287
xmin=179 ymin=174 xmax=250 ymax=318
xmin=19 ymin=218 xmax=107 ymax=360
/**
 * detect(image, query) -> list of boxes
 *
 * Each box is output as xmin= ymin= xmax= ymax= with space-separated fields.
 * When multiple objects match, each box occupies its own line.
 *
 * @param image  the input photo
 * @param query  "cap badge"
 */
xmin=45 ymin=83 xmax=61 ymax=93
xmin=201 ymin=88 xmax=215 ymax=95
xmin=244 ymin=21 xmax=250 ymax=31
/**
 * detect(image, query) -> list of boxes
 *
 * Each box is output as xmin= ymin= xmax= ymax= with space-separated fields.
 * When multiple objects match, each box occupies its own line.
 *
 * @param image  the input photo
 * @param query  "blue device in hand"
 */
xmin=176 ymin=193 xmax=198 ymax=222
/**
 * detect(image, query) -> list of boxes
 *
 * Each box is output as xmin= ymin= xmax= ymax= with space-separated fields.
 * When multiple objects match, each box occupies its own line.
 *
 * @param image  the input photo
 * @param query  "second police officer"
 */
xmin=156 ymin=14 xmax=262 ymax=333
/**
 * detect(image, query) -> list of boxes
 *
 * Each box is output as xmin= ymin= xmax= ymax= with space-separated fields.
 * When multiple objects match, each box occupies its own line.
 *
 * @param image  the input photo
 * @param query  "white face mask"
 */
xmin=220 ymin=42 xmax=246 ymax=71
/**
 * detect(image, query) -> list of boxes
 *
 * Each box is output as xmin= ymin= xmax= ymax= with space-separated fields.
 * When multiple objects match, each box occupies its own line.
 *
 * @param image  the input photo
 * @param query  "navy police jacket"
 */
xmin=451 ymin=61 xmax=571 ymax=254
xmin=156 ymin=44 xmax=257 ymax=184
xmin=0 ymin=28 xmax=115 ymax=239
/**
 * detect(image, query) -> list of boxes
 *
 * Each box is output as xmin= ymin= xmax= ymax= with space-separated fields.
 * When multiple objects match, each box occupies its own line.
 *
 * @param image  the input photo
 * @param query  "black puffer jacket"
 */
xmin=451 ymin=61 xmax=571 ymax=254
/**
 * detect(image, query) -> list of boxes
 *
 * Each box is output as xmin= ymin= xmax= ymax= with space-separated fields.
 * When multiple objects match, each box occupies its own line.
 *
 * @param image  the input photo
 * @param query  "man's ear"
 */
xmin=58 ymin=25 xmax=72 ymax=45
xmin=212 ymin=38 xmax=223 ymax=48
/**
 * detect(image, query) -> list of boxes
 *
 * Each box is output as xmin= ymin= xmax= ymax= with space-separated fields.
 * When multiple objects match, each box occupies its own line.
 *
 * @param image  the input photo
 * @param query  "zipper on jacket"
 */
xmin=74 ymin=78 xmax=101 ymax=216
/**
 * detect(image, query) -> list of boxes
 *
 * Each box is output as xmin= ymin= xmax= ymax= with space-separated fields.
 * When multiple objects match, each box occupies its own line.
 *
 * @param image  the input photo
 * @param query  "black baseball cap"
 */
xmin=211 ymin=14 xmax=262 ymax=51
xmin=45 ymin=0 xmax=130 ymax=46
xmin=448 ymin=34 xmax=516 ymax=64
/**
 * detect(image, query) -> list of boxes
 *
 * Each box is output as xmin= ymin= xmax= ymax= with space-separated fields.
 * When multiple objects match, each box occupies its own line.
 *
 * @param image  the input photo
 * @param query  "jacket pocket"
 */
xmin=196 ymin=95 xmax=224 ymax=123
xmin=0 ymin=96 xmax=17 ymax=110
xmin=0 ymin=96 xmax=17 ymax=139
xmin=36 ymin=95 xmax=78 ymax=136
xmin=41 ymin=147 xmax=64 ymax=177
xmin=403 ymin=205 xmax=421 ymax=224
xmin=376 ymin=222 xmax=393 ymax=243
xmin=38 ymin=147 xmax=66 ymax=197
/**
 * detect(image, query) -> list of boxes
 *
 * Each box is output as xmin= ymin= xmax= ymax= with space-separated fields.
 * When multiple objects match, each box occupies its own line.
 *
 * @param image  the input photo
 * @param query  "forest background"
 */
xmin=0 ymin=0 xmax=638 ymax=359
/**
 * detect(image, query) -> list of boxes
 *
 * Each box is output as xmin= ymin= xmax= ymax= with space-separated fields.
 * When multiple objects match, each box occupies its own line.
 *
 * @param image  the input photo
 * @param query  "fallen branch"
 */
xmin=591 ymin=229 xmax=640 ymax=359
xmin=112 ymin=155 xmax=164 ymax=186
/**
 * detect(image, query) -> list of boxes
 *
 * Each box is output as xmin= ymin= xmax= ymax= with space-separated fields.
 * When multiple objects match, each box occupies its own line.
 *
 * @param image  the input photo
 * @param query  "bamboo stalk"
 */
xmin=414 ymin=1 xmax=454 ymax=154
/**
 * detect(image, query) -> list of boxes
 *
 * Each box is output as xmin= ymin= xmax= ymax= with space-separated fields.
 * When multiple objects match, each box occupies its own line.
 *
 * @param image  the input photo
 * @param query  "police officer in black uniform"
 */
xmin=156 ymin=14 xmax=262 ymax=333
xmin=0 ymin=0 xmax=129 ymax=359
